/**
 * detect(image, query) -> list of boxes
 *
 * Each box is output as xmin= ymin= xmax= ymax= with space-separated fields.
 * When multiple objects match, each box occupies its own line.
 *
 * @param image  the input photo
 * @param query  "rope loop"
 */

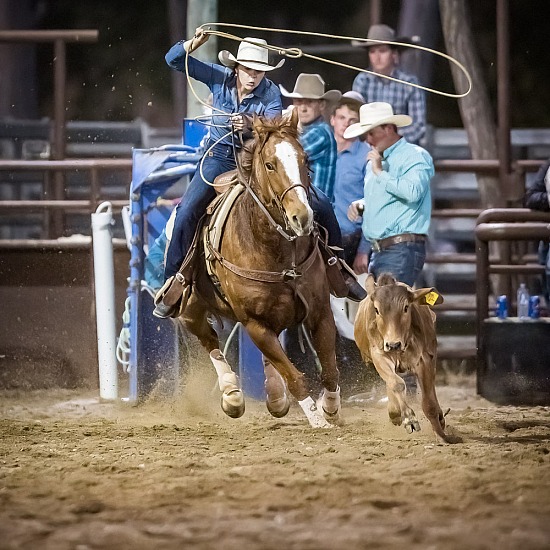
xmin=197 ymin=22 xmax=472 ymax=99
xmin=183 ymin=22 xmax=473 ymax=184
xmin=280 ymin=47 xmax=303 ymax=59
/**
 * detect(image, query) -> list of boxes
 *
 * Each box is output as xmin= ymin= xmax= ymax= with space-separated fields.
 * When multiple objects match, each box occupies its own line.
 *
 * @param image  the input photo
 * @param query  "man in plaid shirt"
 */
xmin=280 ymin=73 xmax=340 ymax=198
xmin=352 ymin=24 xmax=426 ymax=145
xmin=281 ymin=73 xmax=366 ymax=301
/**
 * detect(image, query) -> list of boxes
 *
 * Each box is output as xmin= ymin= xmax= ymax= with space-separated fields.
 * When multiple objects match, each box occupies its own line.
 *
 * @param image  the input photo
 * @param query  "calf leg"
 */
xmin=416 ymin=353 xmax=454 ymax=443
xmin=371 ymin=350 xmax=420 ymax=434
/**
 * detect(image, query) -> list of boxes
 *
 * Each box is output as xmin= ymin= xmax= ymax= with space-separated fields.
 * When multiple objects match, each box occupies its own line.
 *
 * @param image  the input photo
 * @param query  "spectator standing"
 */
xmin=352 ymin=24 xmax=426 ymax=145
xmin=524 ymin=159 xmax=550 ymax=305
xmin=330 ymin=91 xmax=371 ymax=268
xmin=281 ymin=73 xmax=366 ymax=301
xmin=280 ymin=73 xmax=340 ymax=197
xmin=347 ymin=102 xmax=434 ymax=287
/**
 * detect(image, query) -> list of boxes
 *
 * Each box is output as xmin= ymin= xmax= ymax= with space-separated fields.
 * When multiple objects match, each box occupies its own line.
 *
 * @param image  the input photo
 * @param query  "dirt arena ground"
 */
xmin=1 ymin=362 xmax=549 ymax=550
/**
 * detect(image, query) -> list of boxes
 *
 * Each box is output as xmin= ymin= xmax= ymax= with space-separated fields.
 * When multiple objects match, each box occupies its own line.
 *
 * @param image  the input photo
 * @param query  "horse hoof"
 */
xmin=403 ymin=417 xmax=421 ymax=434
xmin=266 ymin=395 xmax=290 ymax=418
xmin=298 ymin=397 xmax=333 ymax=428
xmin=322 ymin=407 xmax=344 ymax=426
xmin=388 ymin=410 xmax=402 ymax=426
xmin=221 ymin=390 xmax=245 ymax=418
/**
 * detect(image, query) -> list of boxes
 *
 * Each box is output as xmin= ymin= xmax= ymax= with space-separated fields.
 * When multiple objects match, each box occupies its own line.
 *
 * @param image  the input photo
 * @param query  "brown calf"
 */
xmin=354 ymin=273 xmax=457 ymax=444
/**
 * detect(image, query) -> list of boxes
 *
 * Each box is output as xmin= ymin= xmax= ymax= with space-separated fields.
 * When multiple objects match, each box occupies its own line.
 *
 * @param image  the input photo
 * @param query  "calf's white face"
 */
xmin=364 ymin=273 xmax=443 ymax=355
xmin=371 ymin=286 xmax=414 ymax=353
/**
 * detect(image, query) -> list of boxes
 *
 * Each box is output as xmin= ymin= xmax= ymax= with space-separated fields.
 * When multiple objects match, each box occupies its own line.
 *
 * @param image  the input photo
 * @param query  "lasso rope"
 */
xmin=183 ymin=22 xmax=472 ymax=186
xmin=198 ymin=22 xmax=472 ymax=99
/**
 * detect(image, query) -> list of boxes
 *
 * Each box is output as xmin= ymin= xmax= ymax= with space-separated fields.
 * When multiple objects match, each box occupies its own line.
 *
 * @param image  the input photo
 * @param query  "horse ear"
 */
xmin=252 ymin=114 xmax=263 ymax=136
xmin=286 ymin=106 xmax=299 ymax=129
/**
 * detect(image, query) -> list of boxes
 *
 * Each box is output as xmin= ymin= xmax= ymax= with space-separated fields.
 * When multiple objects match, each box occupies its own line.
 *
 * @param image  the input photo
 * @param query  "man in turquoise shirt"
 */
xmin=346 ymin=102 xmax=434 ymax=287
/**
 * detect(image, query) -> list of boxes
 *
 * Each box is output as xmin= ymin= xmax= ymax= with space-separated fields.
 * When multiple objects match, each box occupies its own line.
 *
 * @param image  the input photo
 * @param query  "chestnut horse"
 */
xmin=180 ymin=110 xmax=340 ymax=428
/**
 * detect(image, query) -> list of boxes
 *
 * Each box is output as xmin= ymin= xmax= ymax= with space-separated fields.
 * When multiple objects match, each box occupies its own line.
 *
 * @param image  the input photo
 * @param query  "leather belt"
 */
xmin=371 ymin=233 xmax=426 ymax=252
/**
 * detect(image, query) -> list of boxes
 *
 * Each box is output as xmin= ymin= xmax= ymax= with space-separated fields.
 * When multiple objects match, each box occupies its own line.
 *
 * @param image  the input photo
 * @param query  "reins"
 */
xmin=232 ymin=129 xmax=303 ymax=243
xmin=206 ymin=124 xmax=318 ymax=306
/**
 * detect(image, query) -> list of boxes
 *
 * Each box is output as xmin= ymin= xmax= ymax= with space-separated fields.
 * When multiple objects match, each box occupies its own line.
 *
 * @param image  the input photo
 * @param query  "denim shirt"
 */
xmin=165 ymin=41 xmax=283 ymax=146
xmin=333 ymin=139 xmax=369 ymax=235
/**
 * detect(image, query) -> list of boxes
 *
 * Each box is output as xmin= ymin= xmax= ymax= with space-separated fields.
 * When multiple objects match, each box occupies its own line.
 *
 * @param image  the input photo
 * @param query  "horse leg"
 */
xmin=209 ymin=349 xmax=245 ymax=418
xmin=181 ymin=295 xmax=219 ymax=351
xmin=307 ymin=312 xmax=343 ymax=425
xmin=263 ymin=356 xmax=290 ymax=418
xmin=182 ymin=297 xmax=244 ymax=418
xmin=244 ymin=320 xmax=331 ymax=428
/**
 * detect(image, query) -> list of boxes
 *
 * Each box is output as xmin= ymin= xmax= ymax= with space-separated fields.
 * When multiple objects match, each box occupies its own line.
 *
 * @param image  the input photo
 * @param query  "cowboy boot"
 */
xmin=339 ymin=260 xmax=367 ymax=302
xmin=153 ymin=274 xmax=189 ymax=319
xmin=153 ymin=300 xmax=177 ymax=319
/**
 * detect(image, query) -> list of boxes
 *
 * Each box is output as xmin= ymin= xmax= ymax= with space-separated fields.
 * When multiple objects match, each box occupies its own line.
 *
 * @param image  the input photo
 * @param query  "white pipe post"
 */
xmin=91 ymin=201 xmax=118 ymax=400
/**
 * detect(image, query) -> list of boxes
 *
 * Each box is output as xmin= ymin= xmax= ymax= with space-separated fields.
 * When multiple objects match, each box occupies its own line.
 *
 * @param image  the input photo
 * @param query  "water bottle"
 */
xmin=517 ymin=283 xmax=530 ymax=319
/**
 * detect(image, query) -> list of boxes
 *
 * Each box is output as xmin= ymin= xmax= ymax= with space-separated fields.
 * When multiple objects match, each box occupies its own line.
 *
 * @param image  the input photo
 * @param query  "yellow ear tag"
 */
xmin=425 ymin=291 xmax=439 ymax=306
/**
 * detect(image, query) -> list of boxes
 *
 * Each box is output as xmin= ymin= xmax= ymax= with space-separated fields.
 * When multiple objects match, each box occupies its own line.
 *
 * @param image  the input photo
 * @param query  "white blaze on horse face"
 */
xmin=274 ymin=141 xmax=314 ymax=234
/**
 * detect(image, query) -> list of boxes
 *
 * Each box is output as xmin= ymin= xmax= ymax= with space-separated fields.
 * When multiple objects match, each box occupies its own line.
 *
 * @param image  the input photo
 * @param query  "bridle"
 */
xmin=233 ymin=129 xmax=311 ymax=242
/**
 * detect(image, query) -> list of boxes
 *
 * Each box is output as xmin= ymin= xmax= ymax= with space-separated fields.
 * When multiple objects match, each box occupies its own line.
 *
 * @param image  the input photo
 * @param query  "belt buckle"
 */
xmin=371 ymin=240 xmax=381 ymax=253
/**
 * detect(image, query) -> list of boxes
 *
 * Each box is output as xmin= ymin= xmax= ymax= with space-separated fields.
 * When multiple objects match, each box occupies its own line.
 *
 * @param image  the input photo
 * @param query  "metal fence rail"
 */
xmin=0 ymin=158 xmax=547 ymax=362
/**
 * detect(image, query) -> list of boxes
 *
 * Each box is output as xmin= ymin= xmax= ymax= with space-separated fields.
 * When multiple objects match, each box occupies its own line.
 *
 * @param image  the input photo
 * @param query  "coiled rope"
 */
xmin=197 ymin=22 xmax=472 ymax=99
xmin=183 ymin=22 xmax=472 ymax=186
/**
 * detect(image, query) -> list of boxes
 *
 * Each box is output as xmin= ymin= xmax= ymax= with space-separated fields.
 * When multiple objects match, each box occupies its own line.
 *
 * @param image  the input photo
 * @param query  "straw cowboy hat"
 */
xmin=351 ymin=24 xmax=413 ymax=49
xmin=279 ymin=73 xmax=342 ymax=102
xmin=343 ymin=102 xmax=412 ymax=139
xmin=218 ymin=38 xmax=284 ymax=72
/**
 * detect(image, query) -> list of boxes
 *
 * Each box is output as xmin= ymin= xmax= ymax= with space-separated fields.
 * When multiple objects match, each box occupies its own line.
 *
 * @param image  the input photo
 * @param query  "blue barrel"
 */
xmin=238 ymin=328 xmax=266 ymax=400
xmin=183 ymin=119 xmax=209 ymax=148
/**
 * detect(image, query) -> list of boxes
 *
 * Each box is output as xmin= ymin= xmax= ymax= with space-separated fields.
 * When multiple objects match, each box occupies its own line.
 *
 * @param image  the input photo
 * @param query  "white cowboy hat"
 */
xmin=351 ymin=24 xmax=414 ymax=49
xmin=218 ymin=37 xmax=284 ymax=72
xmin=279 ymin=73 xmax=342 ymax=102
xmin=343 ymin=102 xmax=412 ymax=139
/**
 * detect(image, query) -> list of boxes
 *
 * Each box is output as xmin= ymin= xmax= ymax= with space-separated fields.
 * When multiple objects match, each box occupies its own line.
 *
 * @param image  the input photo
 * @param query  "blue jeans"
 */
xmin=164 ymin=143 xmax=236 ymax=279
xmin=310 ymin=186 xmax=342 ymax=253
xmin=164 ymin=151 xmax=343 ymax=280
xmin=368 ymin=241 xmax=426 ymax=287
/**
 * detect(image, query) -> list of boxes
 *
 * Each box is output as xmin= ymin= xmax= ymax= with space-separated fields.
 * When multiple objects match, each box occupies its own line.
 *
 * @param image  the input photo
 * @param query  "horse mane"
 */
xmin=255 ymin=115 xmax=300 ymax=141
